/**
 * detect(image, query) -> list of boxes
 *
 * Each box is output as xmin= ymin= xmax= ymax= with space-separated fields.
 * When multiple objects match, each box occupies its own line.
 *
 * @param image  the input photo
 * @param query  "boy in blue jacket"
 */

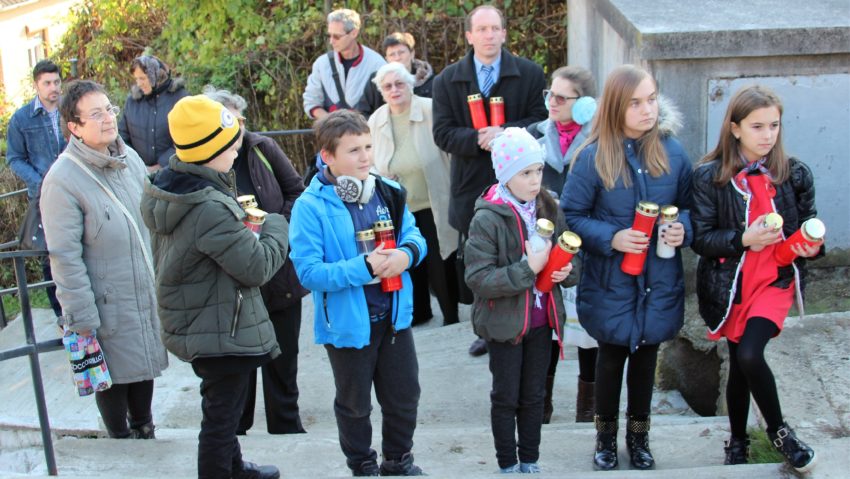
xmin=290 ymin=110 xmax=427 ymax=476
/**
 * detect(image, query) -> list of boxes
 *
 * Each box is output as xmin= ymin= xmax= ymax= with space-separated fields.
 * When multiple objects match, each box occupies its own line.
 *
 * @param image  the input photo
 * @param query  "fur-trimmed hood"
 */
xmin=131 ymin=76 xmax=187 ymax=101
xmin=656 ymin=94 xmax=682 ymax=138
xmin=411 ymin=58 xmax=434 ymax=88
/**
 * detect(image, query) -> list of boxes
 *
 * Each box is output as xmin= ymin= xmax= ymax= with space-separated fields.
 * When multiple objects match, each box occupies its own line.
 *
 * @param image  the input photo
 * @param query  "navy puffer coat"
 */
xmin=561 ymin=99 xmax=693 ymax=351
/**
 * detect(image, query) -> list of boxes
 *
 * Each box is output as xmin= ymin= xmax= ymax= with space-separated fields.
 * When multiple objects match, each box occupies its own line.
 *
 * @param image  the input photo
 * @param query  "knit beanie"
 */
xmin=168 ymin=95 xmax=240 ymax=163
xmin=490 ymin=127 xmax=545 ymax=184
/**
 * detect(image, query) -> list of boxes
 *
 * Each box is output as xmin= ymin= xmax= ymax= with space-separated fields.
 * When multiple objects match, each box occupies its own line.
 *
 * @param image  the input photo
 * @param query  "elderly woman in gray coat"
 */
xmin=41 ymin=80 xmax=168 ymax=439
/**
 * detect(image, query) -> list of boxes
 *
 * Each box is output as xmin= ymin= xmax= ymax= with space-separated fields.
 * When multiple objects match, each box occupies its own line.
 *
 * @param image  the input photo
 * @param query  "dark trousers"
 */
xmin=192 ymin=362 xmax=251 ymax=479
xmin=94 ymin=379 xmax=154 ymax=438
xmin=727 ymin=317 xmax=784 ymax=438
xmin=411 ymin=209 xmax=459 ymax=324
xmin=488 ymin=326 xmax=552 ymax=468
xmin=324 ymin=320 xmax=420 ymax=470
xmin=42 ymin=257 xmax=61 ymax=317
xmin=239 ymin=301 xmax=305 ymax=434
xmin=594 ymin=341 xmax=659 ymax=419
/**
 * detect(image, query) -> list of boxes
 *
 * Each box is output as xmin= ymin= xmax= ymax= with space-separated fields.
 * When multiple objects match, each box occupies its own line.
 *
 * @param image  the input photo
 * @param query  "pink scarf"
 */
xmin=556 ymin=121 xmax=582 ymax=155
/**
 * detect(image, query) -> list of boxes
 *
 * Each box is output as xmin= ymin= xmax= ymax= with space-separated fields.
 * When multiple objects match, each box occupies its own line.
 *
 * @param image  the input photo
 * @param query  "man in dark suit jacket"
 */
xmin=432 ymin=4 xmax=547 ymax=354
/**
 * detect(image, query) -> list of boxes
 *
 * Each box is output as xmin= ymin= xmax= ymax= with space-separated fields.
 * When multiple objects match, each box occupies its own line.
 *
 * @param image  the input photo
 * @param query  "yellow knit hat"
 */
xmin=168 ymin=95 xmax=241 ymax=163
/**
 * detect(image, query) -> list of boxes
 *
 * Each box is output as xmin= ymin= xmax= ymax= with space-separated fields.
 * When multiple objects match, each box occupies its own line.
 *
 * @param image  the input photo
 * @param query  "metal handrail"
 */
xmin=0 ymin=249 xmax=60 ymax=476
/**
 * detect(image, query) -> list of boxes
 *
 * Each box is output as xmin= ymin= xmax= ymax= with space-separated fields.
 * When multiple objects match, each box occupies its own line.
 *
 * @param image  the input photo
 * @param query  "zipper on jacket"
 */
xmin=549 ymin=293 xmax=565 ymax=360
xmin=322 ymin=292 xmax=331 ymax=328
xmin=230 ymin=289 xmax=243 ymax=338
xmin=507 ymin=205 xmax=531 ymax=344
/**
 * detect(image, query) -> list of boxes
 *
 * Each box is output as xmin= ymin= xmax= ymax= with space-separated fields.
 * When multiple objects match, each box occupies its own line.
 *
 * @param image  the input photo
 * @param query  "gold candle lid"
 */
xmin=490 ymin=96 xmax=504 ymax=104
xmin=467 ymin=93 xmax=483 ymax=102
xmin=557 ymin=231 xmax=582 ymax=254
xmin=763 ymin=212 xmax=784 ymax=231
xmin=535 ymin=219 xmax=554 ymax=237
xmin=373 ymin=220 xmax=395 ymax=232
xmin=637 ymin=201 xmax=660 ymax=216
xmin=355 ymin=229 xmax=375 ymax=241
xmin=660 ymin=205 xmax=679 ymax=222
xmin=237 ymin=195 xmax=258 ymax=209
xmin=244 ymin=207 xmax=266 ymax=223
xmin=801 ymin=218 xmax=826 ymax=242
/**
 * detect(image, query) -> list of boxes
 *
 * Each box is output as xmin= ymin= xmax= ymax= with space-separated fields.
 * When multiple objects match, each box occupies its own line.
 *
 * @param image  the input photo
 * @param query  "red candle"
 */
xmin=489 ymin=97 xmax=505 ymax=127
xmin=621 ymin=201 xmax=659 ymax=275
xmin=243 ymin=207 xmax=266 ymax=238
xmin=467 ymin=94 xmax=488 ymax=130
xmin=373 ymin=220 xmax=403 ymax=292
xmin=536 ymin=231 xmax=581 ymax=293
xmin=774 ymin=218 xmax=825 ymax=267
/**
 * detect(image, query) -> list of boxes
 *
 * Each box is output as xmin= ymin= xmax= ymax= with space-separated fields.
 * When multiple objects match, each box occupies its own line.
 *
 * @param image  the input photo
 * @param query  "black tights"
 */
xmin=546 ymin=342 xmax=597 ymax=382
xmin=94 ymin=379 xmax=154 ymax=438
xmin=594 ymin=342 xmax=659 ymax=420
xmin=726 ymin=317 xmax=784 ymax=439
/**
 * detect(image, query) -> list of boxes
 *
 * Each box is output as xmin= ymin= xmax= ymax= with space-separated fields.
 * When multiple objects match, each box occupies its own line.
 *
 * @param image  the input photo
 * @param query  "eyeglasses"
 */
xmin=79 ymin=105 xmax=120 ymax=123
xmin=543 ymin=90 xmax=579 ymax=106
xmin=379 ymin=80 xmax=408 ymax=93
xmin=327 ymin=30 xmax=351 ymax=41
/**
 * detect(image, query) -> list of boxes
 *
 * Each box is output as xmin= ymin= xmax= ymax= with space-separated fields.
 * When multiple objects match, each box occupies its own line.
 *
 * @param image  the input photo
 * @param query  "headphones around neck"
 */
xmin=335 ymin=174 xmax=377 ymax=205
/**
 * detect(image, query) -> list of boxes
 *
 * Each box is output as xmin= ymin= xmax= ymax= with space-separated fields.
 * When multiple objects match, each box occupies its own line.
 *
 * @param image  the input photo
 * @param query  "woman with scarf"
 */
xmin=692 ymin=85 xmax=819 ymax=472
xmin=118 ymin=54 xmax=188 ymax=172
xmin=528 ymin=65 xmax=597 ymax=425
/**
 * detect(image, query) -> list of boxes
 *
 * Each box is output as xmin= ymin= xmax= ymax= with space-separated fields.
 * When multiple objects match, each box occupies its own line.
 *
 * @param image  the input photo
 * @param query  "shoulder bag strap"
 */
xmin=66 ymin=154 xmax=156 ymax=282
xmin=327 ymin=51 xmax=350 ymax=109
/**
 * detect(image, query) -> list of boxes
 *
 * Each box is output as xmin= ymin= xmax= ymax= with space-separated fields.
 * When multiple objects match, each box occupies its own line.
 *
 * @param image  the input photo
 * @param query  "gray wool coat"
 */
xmin=41 ymin=136 xmax=168 ymax=384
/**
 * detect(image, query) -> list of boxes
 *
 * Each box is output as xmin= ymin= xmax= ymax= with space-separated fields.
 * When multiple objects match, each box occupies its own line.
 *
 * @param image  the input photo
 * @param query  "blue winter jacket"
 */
xmin=290 ymin=173 xmax=427 ymax=348
xmin=5 ymin=98 xmax=67 ymax=199
xmin=561 ymin=136 xmax=693 ymax=351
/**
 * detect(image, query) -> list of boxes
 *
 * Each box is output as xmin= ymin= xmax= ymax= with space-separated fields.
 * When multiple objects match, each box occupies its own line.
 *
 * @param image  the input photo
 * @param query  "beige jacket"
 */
xmin=41 ymin=136 xmax=167 ymax=384
xmin=368 ymin=96 xmax=458 ymax=259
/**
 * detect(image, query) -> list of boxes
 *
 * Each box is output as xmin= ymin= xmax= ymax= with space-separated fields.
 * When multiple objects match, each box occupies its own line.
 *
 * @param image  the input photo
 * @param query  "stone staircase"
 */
xmin=2 ymin=306 xmax=845 ymax=477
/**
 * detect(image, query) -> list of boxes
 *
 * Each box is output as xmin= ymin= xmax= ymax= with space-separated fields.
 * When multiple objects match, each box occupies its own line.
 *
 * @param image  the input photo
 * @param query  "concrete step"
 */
xmin=6 ymin=420 xmax=788 ymax=478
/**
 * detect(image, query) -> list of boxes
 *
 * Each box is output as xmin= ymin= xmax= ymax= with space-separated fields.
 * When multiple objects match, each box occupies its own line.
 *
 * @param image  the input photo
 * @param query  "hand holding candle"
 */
xmin=620 ymin=201 xmax=658 ymax=275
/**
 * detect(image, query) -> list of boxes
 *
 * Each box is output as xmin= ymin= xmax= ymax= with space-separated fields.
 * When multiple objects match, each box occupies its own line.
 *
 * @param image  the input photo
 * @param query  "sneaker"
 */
xmin=233 ymin=461 xmax=280 ymax=479
xmin=769 ymin=423 xmax=816 ymax=473
xmin=379 ymin=452 xmax=424 ymax=476
xmin=468 ymin=338 xmax=488 ymax=357
xmin=352 ymin=459 xmax=380 ymax=477
xmin=499 ymin=464 xmax=521 ymax=474
xmin=519 ymin=462 xmax=541 ymax=473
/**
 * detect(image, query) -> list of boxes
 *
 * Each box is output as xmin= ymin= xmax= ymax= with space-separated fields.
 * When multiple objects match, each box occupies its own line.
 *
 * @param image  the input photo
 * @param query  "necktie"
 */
xmin=480 ymin=65 xmax=494 ymax=97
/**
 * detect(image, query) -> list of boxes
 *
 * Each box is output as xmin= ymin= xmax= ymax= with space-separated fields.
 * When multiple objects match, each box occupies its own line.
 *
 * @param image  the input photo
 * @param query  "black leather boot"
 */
xmin=575 ymin=377 xmax=595 ymax=423
xmin=724 ymin=436 xmax=749 ymax=465
xmin=543 ymin=375 xmax=555 ymax=424
xmin=130 ymin=421 xmax=155 ymax=439
xmin=379 ymin=452 xmax=424 ymax=476
xmin=625 ymin=416 xmax=654 ymax=470
xmin=769 ymin=422 xmax=816 ymax=472
xmin=593 ymin=416 xmax=618 ymax=470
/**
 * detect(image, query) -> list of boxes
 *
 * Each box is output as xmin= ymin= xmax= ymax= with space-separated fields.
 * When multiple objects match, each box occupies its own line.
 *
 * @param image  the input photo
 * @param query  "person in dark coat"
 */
xmin=203 ymin=85 xmax=310 ymax=436
xmin=357 ymin=32 xmax=435 ymax=118
xmin=562 ymin=65 xmax=692 ymax=471
xmin=692 ymin=85 xmax=819 ymax=473
xmin=432 ymin=5 xmax=547 ymax=356
xmin=118 ymin=55 xmax=189 ymax=171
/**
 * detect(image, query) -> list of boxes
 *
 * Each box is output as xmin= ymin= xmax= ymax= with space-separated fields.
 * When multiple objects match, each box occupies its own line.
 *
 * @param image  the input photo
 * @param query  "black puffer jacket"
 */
xmin=118 ymin=77 xmax=189 ymax=168
xmin=691 ymin=157 xmax=821 ymax=331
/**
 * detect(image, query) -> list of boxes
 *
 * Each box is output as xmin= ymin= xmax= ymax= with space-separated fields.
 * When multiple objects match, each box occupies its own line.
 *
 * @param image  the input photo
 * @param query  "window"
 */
xmin=26 ymin=29 xmax=46 ymax=69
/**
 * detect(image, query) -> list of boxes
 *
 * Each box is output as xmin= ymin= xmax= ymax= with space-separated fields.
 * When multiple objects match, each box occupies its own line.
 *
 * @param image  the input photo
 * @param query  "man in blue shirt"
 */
xmin=5 ymin=59 xmax=66 ymax=317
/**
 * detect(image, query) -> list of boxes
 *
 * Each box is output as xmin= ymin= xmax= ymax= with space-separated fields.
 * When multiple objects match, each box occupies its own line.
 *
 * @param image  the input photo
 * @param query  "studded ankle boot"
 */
xmin=769 ymin=422 xmax=816 ymax=472
xmin=724 ymin=436 xmax=749 ymax=465
xmin=593 ymin=416 xmax=618 ymax=470
xmin=625 ymin=415 xmax=654 ymax=470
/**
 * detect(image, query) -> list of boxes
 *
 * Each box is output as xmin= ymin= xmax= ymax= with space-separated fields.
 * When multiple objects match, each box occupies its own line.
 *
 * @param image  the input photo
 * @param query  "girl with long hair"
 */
xmin=692 ymin=85 xmax=819 ymax=472
xmin=562 ymin=65 xmax=692 ymax=471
